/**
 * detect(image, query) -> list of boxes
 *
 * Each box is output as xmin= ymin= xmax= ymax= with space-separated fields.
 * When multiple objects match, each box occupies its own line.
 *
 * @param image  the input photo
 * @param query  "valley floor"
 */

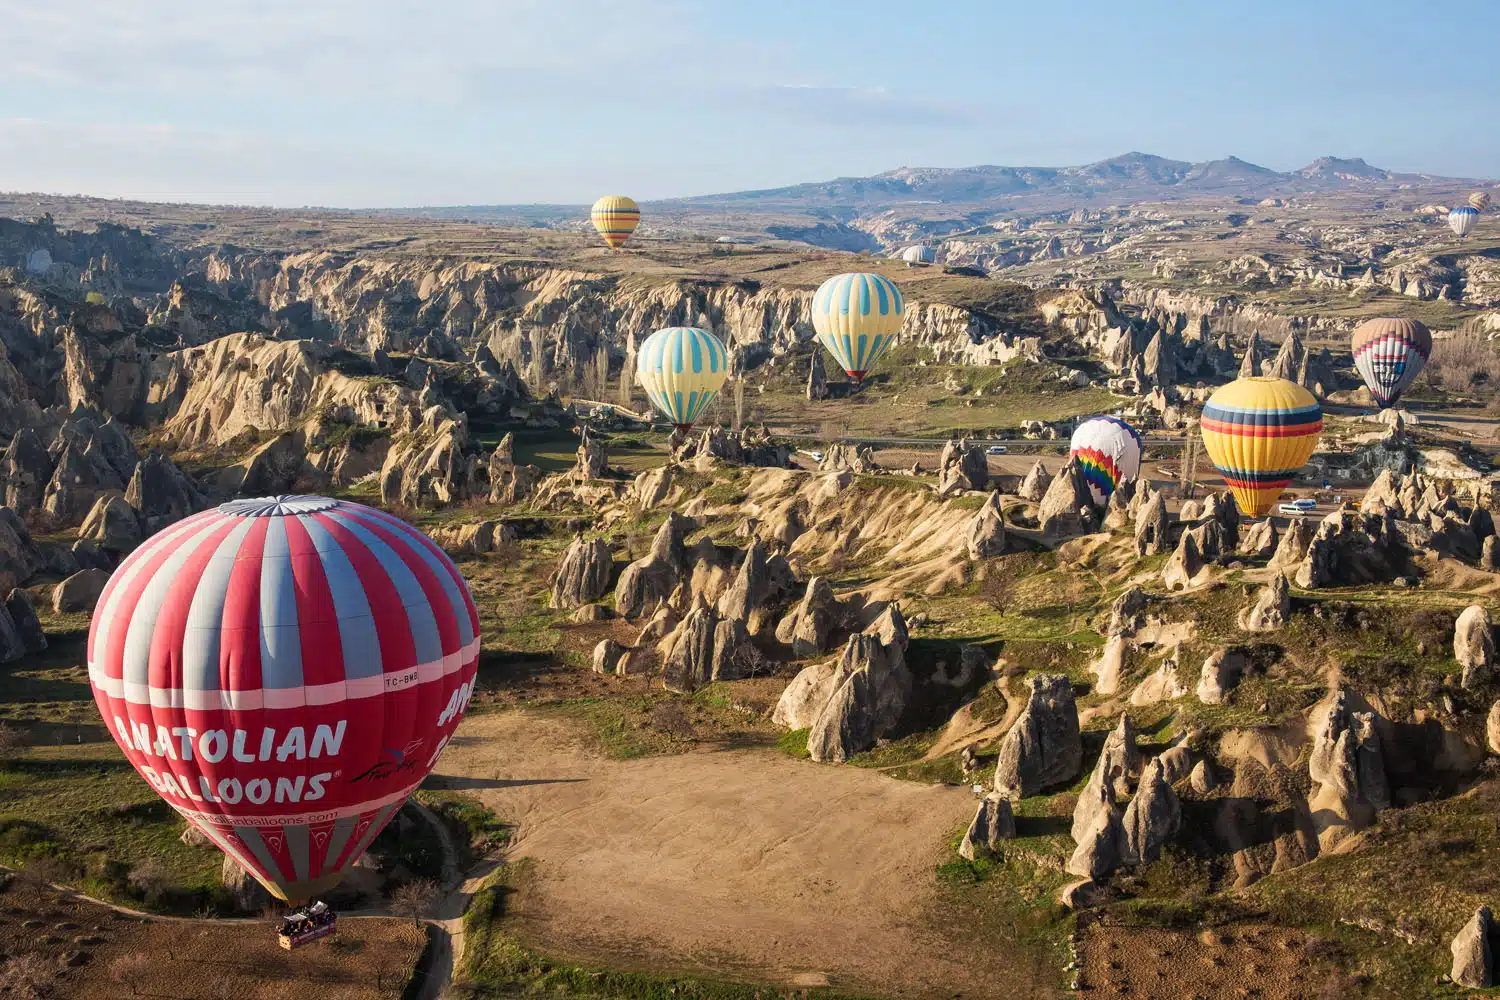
xmin=435 ymin=709 xmax=1063 ymax=999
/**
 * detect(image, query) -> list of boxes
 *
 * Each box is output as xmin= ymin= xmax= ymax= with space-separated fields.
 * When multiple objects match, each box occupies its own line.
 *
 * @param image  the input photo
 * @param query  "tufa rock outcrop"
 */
xmin=965 ymin=492 xmax=1007 ymax=560
xmin=959 ymin=793 xmax=1015 ymax=861
xmin=1120 ymin=757 xmax=1182 ymax=866
xmin=803 ymin=607 xmax=913 ymax=763
xmin=936 ymin=438 xmax=988 ymax=496
xmin=1454 ymin=605 xmax=1496 ymax=689
xmin=1238 ymin=571 xmax=1291 ymax=632
xmin=994 ymin=674 xmax=1083 ymax=798
xmin=614 ymin=513 xmax=692 ymax=619
xmin=1037 ymin=457 xmax=1098 ymax=537
xmin=550 ymin=535 xmax=615 ymax=610
xmin=1452 ymin=906 xmax=1495 ymax=989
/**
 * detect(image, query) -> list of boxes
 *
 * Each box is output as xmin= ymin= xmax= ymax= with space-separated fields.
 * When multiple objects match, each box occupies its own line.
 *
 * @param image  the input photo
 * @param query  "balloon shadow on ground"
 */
xmin=424 ymin=774 xmax=587 ymax=790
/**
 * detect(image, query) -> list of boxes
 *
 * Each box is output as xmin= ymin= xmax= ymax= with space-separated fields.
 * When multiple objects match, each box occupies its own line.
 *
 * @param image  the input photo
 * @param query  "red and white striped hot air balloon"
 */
xmin=87 ymin=495 xmax=480 ymax=904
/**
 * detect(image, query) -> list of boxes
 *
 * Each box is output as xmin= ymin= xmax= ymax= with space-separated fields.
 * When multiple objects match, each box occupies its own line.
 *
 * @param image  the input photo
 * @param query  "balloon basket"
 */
xmin=278 ymin=901 xmax=338 ymax=951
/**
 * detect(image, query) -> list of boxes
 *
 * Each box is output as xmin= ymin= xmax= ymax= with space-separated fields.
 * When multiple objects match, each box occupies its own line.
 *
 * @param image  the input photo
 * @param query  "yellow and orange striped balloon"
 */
xmin=1200 ymin=376 xmax=1322 ymax=518
xmin=591 ymin=195 xmax=640 ymax=249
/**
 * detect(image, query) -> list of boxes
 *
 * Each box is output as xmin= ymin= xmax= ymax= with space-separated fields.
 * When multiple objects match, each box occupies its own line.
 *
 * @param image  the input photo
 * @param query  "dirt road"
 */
xmin=433 ymin=710 xmax=1060 ymax=999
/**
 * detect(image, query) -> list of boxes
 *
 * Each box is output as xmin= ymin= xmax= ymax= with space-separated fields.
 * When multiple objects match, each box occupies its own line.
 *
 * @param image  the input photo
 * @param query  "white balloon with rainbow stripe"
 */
xmin=636 ymin=326 xmax=730 ymax=431
xmin=810 ymin=272 xmax=905 ymax=383
xmin=1068 ymin=415 xmax=1143 ymax=506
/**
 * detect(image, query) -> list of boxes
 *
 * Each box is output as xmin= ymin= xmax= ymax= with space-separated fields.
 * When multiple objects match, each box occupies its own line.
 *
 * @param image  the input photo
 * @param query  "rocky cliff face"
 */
xmin=149 ymin=333 xmax=422 ymax=448
xmin=195 ymin=251 xmax=1026 ymax=375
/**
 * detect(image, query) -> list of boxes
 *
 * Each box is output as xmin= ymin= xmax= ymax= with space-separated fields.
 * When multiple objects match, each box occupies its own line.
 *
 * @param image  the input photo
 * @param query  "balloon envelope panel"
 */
xmin=1351 ymin=317 xmax=1432 ymax=409
xmin=1200 ymin=377 xmax=1322 ymax=517
xmin=810 ymin=272 xmax=905 ymax=379
xmin=591 ymin=195 xmax=641 ymax=249
xmin=87 ymin=496 xmax=480 ymax=902
xmin=636 ymin=326 xmax=729 ymax=428
xmin=1069 ymin=416 xmax=1143 ymax=505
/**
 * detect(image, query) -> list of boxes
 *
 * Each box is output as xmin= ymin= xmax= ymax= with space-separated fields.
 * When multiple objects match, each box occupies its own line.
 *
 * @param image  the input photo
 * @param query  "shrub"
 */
xmin=126 ymin=857 xmax=176 ymax=904
xmin=1426 ymin=331 xmax=1500 ymax=390
xmin=0 ymin=953 xmax=55 ymax=999
xmin=109 ymin=954 xmax=150 ymax=997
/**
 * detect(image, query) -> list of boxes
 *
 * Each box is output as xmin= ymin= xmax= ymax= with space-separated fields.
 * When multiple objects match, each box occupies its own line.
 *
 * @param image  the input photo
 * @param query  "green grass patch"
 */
xmin=775 ymin=728 xmax=810 ymax=758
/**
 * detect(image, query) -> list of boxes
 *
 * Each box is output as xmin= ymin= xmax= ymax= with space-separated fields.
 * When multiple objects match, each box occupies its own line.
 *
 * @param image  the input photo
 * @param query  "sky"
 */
xmin=2 ymin=0 xmax=1497 ymax=208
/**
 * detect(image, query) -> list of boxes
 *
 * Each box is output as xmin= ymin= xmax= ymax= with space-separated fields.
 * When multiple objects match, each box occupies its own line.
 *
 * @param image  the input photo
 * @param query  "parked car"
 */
xmin=1278 ymin=503 xmax=1310 ymax=516
xmin=986 ymin=445 xmax=1007 ymax=455
xmin=1289 ymin=498 xmax=1317 ymax=510
xmin=808 ymin=451 xmax=824 ymax=462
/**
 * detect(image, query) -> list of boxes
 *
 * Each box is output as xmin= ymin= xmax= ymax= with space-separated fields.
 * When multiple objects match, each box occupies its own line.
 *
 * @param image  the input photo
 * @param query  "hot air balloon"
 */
xmin=1069 ymin=416 xmax=1143 ymax=505
xmin=591 ymin=195 xmax=640 ymax=249
xmin=636 ymin=326 xmax=729 ymax=431
xmin=1200 ymin=377 xmax=1322 ymax=518
xmin=1470 ymin=191 xmax=1492 ymax=212
xmin=900 ymin=245 xmax=936 ymax=267
xmin=1351 ymin=317 xmax=1432 ymax=409
xmin=810 ymin=272 xmax=905 ymax=383
xmin=1450 ymin=206 xmax=1480 ymax=237
xmin=87 ymin=495 xmax=480 ymax=904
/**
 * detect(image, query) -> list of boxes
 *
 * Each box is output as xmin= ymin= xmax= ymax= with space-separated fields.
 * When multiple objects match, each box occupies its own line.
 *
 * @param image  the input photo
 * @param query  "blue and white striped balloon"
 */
xmin=1450 ymin=206 xmax=1480 ymax=238
xmin=636 ymin=326 xmax=729 ymax=429
xmin=810 ymin=272 xmax=905 ymax=382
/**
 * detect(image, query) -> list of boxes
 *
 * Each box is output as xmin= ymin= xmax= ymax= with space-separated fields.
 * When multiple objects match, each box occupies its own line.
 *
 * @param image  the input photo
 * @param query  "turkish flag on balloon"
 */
xmin=87 ymin=496 xmax=481 ymax=902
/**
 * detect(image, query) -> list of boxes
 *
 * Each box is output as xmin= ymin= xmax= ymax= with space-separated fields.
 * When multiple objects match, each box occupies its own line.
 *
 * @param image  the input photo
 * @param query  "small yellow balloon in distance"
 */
xmin=591 ymin=195 xmax=640 ymax=249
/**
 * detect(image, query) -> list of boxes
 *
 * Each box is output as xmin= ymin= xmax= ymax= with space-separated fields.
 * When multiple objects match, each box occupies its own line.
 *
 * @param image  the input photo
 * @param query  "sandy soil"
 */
xmin=434 ymin=709 xmax=1063 ymax=999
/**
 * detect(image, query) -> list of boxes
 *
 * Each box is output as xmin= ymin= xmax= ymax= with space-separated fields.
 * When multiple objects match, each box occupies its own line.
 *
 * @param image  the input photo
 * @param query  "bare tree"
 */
xmin=110 ymin=953 xmax=150 ymax=997
xmin=733 ymin=379 xmax=746 ymax=432
xmin=391 ymin=878 xmax=439 ymax=926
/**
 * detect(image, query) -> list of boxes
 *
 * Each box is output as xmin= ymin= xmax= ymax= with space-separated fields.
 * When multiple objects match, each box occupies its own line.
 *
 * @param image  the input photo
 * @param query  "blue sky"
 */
xmin=2 ymin=0 xmax=1496 ymax=207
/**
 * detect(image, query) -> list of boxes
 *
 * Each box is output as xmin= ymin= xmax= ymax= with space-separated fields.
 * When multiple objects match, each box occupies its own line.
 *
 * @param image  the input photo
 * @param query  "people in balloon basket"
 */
xmin=281 ymin=902 xmax=335 ymax=937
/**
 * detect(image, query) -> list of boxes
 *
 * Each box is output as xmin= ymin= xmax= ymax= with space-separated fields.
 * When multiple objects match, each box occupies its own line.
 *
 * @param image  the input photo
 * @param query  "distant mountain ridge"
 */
xmin=651 ymin=151 xmax=1483 ymax=213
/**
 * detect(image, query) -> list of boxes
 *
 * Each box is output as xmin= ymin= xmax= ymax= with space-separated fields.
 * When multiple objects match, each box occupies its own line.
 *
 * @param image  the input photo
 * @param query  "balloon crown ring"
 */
xmin=218 ymin=495 xmax=343 ymax=517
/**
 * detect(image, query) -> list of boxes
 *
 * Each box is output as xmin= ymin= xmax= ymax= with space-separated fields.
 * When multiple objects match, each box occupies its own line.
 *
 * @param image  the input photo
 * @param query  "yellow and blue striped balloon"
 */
xmin=636 ymin=326 xmax=729 ymax=430
xmin=1200 ymin=377 xmax=1322 ymax=518
xmin=810 ymin=272 xmax=905 ymax=382
xmin=591 ymin=195 xmax=641 ymax=249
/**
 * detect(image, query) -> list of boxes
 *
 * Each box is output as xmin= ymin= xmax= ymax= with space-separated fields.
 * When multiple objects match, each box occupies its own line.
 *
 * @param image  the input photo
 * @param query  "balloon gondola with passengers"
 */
xmin=1199 ymin=377 xmax=1323 ymax=518
xmin=809 ymin=272 xmax=905 ymax=384
xmin=279 ymin=900 xmax=338 ymax=950
xmin=86 ymin=495 xmax=481 ymax=940
xmin=636 ymin=326 xmax=730 ymax=432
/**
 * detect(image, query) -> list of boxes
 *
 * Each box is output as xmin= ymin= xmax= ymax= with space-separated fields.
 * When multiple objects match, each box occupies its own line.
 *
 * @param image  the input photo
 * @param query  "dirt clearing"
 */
xmin=435 ymin=710 xmax=1065 ymax=998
